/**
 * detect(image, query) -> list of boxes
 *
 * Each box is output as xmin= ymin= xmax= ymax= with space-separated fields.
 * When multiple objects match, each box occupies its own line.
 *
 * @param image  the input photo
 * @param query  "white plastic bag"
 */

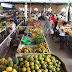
xmin=50 ymin=28 xmax=54 ymax=34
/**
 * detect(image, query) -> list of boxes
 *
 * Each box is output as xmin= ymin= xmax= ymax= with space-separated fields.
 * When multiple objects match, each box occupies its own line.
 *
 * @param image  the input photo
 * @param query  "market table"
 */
xmin=16 ymin=26 xmax=51 ymax=57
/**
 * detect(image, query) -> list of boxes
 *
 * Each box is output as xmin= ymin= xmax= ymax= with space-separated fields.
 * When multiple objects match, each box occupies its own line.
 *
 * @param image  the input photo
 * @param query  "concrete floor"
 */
xmin=41 ymin=20 xmax=72 ymax=72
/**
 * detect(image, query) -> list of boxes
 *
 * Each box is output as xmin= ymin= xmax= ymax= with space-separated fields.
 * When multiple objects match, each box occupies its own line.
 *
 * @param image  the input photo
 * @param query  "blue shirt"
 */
xmin=47 ymin=13 xmax=48 ymax=16
xmin=14 ymin=17 xmax=17 ymax=23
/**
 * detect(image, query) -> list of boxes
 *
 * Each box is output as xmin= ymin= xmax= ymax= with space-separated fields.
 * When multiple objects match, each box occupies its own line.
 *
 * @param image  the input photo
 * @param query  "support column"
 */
xmin=25 ymin=0 xmax=27 ymax=19
xmin=30 ymin=0 xmax=31 ymax=14
xmin=44 ymin=8 xmax=45 ymax=13
xmin=66 ymin=0 xmax=70 ymax=22
xmin=43 ymin=5 xmax=46 ymax=13
xmin=66 ymin=6 xmax=68 ymax=22
xmin=29 ymin=7 xmax=31 ymax=18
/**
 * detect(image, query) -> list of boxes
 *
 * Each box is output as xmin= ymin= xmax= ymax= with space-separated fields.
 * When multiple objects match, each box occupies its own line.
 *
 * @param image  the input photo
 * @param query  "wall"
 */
xmin=57 ymin=5 xmax=66 ymax=11
xmin=15 ymin=4 xmax=25 ymax=10
xmin=14 ymin=4 xmax=65 ymax=12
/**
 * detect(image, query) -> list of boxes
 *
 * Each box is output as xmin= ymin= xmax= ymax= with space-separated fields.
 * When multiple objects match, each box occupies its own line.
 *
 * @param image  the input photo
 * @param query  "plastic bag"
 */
xmin=50 ymin=28 xmax=54 ymax=34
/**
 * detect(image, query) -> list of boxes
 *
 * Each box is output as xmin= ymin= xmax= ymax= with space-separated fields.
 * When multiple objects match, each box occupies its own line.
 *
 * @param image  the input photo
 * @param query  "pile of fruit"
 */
xmin=17 ymin=46 xmax=33 ymax=53
xmin=33 ymin=33 xmax=45 ymax=44
xmin=0 ymin=25 xmax=5 ymax=31
xmin=31 ymin=33 xmax=38 ymax=37
xmin=33 ymin=26 xmax=41 ymax=28
xmin=65 ymin=27 xmax=72 ymax=35
xmin=27 ymin=27 xmax=42 ymax=34
xmin=0 ymin=21 xmax=10 ymax=26
xmin=65 ymin=27 xmax=71 ymax=31
xmin=34 ymin=42 xmax=49 ymax=53
xmin=18 ymin=14 xmax=23 ymax=17
xmin=0 ymin=54 xmax=65 ymax=72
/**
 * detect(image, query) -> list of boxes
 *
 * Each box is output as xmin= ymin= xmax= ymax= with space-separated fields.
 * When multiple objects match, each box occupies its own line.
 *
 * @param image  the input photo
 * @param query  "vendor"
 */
xmin=14 ymin=15 xmax=18 ymax=26
xmin=8 ymin=19 xmax=16 ymax=33
xmin=8 ymin=19 xmax=16 ymax=48
xmin=59 ymin=22 xmax=67 ymax=50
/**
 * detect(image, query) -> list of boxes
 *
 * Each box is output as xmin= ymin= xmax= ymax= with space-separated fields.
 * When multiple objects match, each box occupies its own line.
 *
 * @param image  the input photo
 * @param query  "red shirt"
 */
xmin=51 ymin=17 xmax=56 ymax=23
xmin=51 ymin=17 xmax=57 ymax=27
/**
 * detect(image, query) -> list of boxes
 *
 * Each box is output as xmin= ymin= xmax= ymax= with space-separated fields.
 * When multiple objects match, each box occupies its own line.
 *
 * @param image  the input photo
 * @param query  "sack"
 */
xmin=50 ymin=28 xmax=54 ymax=34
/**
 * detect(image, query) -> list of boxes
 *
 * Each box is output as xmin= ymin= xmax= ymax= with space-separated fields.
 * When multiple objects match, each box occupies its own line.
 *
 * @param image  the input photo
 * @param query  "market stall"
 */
xmin=0 ymin=25 xmax=68 ymax=72
xmin=65 ymin=24 xmax=72 ymax=49
xmin=25 ymin=19 xmax=41 ymax=26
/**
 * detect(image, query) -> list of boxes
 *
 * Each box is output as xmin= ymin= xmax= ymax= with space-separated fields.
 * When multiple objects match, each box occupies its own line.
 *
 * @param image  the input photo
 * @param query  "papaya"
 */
xmin=8 ymin=60 xmax=13 ymax=67
xmin=14 ymin=58 xmax=19 ymax=65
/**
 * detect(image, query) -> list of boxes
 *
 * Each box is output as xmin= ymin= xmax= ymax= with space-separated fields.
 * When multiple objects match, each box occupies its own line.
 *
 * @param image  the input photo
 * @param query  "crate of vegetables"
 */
xmin=0 ymin=54 xmax=67 ymax=72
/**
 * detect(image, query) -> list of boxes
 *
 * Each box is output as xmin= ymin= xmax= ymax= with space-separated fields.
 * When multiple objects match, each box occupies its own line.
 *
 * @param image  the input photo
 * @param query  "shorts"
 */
xmin=60 ymin=36 xmax=65 ymax=42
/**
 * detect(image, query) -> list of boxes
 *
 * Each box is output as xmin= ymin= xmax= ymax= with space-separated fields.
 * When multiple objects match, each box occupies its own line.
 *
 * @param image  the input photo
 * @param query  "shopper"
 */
xmin=59 ymin=22 xmax=67 ymax=50
xmin=34 ymin=13 xmax=36 ymax=18
xmin=44 ymin=17 xmax=54 ymax=37
xmin=51 ymin=14 xmax=56 ymax=24
xmin=47 ymin=13 xmax=49 ymax=16
xmin=14 ymin=15 xmax=18 ymax=26
xmin=54 ymin=18 xmax=59 ymax=38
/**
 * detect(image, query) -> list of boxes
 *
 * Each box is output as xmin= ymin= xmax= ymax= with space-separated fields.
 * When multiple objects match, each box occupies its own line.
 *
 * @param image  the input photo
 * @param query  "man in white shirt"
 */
xmin=44 ymin=17 xmax=54 ymax=37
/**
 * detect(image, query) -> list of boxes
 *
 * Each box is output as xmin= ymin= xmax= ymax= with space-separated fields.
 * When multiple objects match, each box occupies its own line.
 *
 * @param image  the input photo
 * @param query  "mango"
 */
xmin=14 ymin=58 xmax=19 ymax=64
xmin=8 ymin=60 xmax=13 ymax=67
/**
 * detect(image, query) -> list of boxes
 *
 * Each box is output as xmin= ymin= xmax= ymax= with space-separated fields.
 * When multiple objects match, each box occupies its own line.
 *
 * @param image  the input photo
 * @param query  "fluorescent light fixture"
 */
xmin=1 ymin=3 xmax=13 ymax=8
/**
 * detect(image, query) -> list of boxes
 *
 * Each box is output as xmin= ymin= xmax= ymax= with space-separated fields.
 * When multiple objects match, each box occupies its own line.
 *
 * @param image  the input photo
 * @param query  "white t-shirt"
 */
xmin=59 ymin=26 xmax=65 ymax=36
xmin=46 ymin=20 xmax=54 ymax=28
xmin=9 ymin=23 xmax=16 ymax=33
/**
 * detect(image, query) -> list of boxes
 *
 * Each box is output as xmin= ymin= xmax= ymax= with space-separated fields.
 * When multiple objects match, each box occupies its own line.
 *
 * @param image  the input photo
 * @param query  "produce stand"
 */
xmin=16 ymin=26 xmax=51 ymax=57
xmin=0 ymin=53 xmax=67 ymax=72
xmin=26 ymin=19 xmax=41 ymax=26
xmin=0 ymin=20 xmax=24 ymax=58
xmin=0 ymin=17 xmax=68 ymax=72
xmin=66 ymin=35 xmax=72 ymax=49
xmin=65 ymin=24 xmax=72 ymax=49
xmin=15 ymin=53 xmax=68 ymax=72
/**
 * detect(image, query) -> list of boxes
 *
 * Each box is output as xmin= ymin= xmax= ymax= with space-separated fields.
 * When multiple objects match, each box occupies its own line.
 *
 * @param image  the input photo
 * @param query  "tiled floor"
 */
xmin=41 ymin=20 xmax=72 ymax=72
